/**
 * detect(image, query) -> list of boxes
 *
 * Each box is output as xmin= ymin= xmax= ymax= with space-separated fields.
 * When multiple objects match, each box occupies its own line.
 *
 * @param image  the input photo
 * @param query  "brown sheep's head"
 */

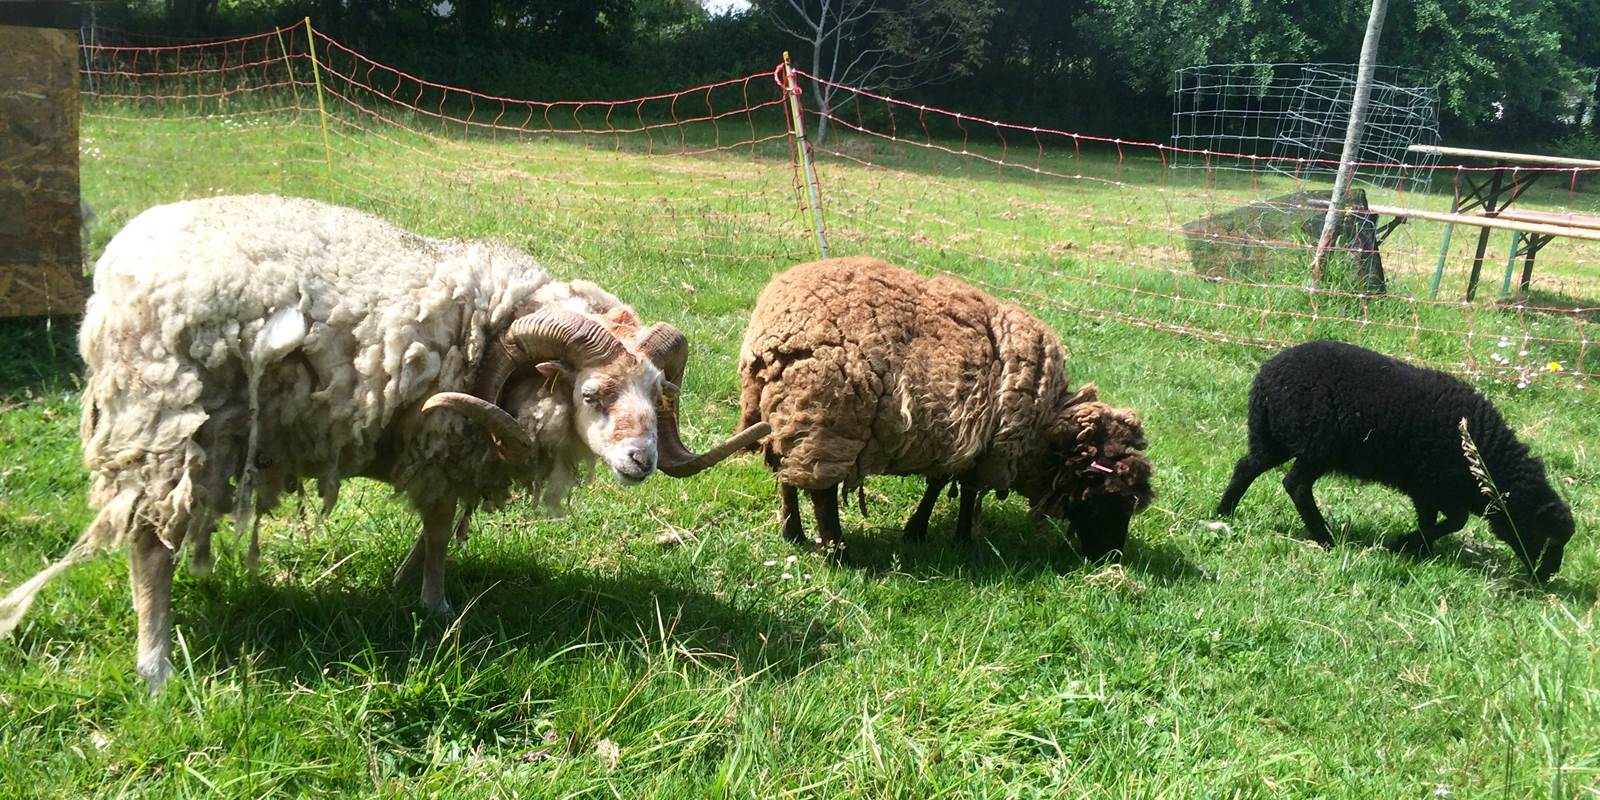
xmin=1023 ymin=384 xmax=1155 ymax=561
xmin=421 ymin=308 xmax=769 ymax=485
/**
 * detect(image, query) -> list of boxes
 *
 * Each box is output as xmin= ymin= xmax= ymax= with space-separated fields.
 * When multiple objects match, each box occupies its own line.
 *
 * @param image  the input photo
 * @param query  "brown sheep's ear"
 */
xmin=1065 ymin=384 xmax=1100 ymax=406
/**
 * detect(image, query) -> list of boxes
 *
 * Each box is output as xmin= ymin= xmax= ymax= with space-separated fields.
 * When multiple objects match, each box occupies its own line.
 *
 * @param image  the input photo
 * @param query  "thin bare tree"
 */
xmin=763 ymin=0 xmax=995 ymax=142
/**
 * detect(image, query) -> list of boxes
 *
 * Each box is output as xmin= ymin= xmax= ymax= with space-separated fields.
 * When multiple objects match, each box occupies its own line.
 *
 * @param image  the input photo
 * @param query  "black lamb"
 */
xmin=1215 ymin=340 xmax=1573 ymax=581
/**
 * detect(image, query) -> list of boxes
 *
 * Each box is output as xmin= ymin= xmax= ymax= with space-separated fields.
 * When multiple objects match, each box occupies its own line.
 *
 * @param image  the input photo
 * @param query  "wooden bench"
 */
xmin=1406 ymin=144 xmax=1600 ymax=299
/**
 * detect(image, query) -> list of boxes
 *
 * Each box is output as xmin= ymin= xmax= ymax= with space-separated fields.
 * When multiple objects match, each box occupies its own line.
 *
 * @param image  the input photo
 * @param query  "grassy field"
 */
xmin=1 ymin=85 xmax=1598 ymax=797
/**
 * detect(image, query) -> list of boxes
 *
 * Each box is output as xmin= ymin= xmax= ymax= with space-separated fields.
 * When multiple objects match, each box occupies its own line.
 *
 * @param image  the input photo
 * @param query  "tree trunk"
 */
xmin=1310 ymin=0 xmax=1390 ymax=280
xmin=810 ymin=43 xmax=830 ymax=144
xmin=1593 ymin=70 xmax=1600 ymax=138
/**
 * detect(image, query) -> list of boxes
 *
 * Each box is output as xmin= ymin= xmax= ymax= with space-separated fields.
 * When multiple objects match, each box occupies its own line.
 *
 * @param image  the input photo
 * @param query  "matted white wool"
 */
xmin=0 ymin=195 xmax=619 ymax=640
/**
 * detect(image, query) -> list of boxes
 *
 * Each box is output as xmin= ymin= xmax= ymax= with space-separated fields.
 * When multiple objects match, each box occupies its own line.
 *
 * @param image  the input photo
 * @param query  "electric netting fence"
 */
xmin=79 ymin=24 xmax=815 ymax=277
xmin=74 ymin=25 xmax=1600 ymax=390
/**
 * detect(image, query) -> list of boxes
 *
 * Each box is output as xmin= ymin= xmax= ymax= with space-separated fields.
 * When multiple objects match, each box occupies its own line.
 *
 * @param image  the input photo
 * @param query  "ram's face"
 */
xmin=566 ymin=356 xmax=668 ymax=485
xmin=424 ymin=308 xmax=769 ymax=487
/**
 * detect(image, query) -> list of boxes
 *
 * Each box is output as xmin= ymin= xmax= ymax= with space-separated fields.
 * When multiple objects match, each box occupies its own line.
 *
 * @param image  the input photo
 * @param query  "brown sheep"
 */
xmin=737 ymin=257 xmax=1154 ymax=560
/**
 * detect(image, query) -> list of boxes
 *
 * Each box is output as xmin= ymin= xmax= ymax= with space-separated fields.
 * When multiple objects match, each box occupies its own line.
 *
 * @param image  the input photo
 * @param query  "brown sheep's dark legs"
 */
xmin=780 ymin=483 xmax=806 ymax=544
xmin=1282 ymin=461 xmax=1333 ymax=546
xmin=904 ymin=476 xmax=951 ymax=541
xmin=808 ymin=487 xmax=845 ymax=560
xmin=954 ymin=483 xmax=980 ymax=541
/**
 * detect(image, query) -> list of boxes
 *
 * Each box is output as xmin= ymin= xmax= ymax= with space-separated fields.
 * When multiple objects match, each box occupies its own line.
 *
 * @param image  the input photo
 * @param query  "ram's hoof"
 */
xmin=420 ymin=593 xmax=455 ymax=616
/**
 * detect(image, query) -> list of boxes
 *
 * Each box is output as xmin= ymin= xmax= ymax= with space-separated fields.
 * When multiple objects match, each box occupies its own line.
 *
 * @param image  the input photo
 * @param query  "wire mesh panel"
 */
xmin=1172 ymin=62 xmax=1441 ymax=190
xmin=76 ymin=25 xmax=815 ymax=285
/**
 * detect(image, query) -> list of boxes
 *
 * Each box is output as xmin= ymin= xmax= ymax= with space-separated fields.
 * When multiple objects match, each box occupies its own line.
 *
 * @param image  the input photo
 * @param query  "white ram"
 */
xmin=0 ymin=194 xmax=766 ymax=691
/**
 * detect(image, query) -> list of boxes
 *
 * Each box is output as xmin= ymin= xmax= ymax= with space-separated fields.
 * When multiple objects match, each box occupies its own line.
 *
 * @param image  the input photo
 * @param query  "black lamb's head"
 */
xmin=1024 ymin=384 xmax=1155 ymax=562
xmin=1489 ymin=488 xmax=1574 ymax=582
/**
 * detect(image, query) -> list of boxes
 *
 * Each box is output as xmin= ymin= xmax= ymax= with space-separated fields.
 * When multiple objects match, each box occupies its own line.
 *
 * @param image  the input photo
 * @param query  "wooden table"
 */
xmin=1406 ymin=144 xmax=1600 ymax=299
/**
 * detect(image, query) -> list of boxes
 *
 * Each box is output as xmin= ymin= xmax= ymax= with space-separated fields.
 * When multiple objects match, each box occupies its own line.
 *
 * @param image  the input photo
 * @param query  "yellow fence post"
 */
xmin=782 ymin=51 xmax=828 ymax=260
xmin=304 ymin=17 xmax=336 ymax=202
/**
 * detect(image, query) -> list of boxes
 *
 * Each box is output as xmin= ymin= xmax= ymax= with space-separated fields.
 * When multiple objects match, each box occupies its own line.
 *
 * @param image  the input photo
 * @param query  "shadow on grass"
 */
xmin=159 ymin=552 xmax=838 ymax=694
xmin=0 ymin=317 xmax=83 ymax=397
xmin=1410 ymin=533 xmax=1600 ymax=606
xmin=829 ymin=498 xmax=1209 ymax=585
xmin=1296 ymin=517 xmax=1598 ymax=604
xmin=1503 ymin=287 xmax=1600 ymax=321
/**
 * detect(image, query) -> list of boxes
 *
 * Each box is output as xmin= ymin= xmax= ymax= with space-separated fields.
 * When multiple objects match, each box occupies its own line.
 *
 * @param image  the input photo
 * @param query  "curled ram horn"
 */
xmin=421 ymin=392 xmax=533 ymax=462
xmin=474 ymin=309 xmax=626 ymax=404
xmin=430 ymin=309 xmax=628 ymax=461
xmin=632 ymin=322 xmax=772 ymax=477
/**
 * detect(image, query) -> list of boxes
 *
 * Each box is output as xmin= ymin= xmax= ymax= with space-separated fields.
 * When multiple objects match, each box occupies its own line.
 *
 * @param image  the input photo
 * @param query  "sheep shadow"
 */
xmin=1383 ymin=530 xmax=1599 ymax=605
xmin=1275 ymin=513 xmax=1595 ymax=603
xmin=836 ymin=498 xmax=1208 ymax=586
xmin=165 ymin=550 xmax=838 ymax=692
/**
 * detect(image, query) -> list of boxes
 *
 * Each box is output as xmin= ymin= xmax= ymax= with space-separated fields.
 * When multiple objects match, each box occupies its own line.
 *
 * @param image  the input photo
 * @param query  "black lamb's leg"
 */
xmin=780 ymin=483 xmax=806 ymax=544
xmin=1282 ymin=460 xmax=1333 ymax=546
xmin=1429 ymin=509 xmax=1469 ymax=544
xmin=1389 ymin=499 xmax=1438 ymax=553
xmin=1391 ymin=503 xmax=1467 ymax=554
xmin=1216 ymin=451 xmax=1285 ymax=516
xmin=954 ymin=483 xmax=980 ymax=542
xmin=904 ymin=476 xmax=949 ymax=541
xmin=809 ymin=486 xmax=846 ymax=562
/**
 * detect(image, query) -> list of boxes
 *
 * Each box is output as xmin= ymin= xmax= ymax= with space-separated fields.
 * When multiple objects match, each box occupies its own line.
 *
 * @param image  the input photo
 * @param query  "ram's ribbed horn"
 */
xmin=633 ymin=322 xmax=772 ymax=477
xmin=634 ymin=323 xmax=689 ymax=384
xmin=475 ymin=308 xmax=627 ymax=405
xmin=421 ymin=392 xmax=532 ymax=461
xmin=657 ymin=415 xmax=773 ymax=477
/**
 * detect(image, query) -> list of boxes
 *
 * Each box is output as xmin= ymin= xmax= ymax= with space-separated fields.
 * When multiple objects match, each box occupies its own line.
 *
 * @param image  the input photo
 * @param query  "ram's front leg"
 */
xmin=394 ymin=502 xmax=463 ymax=615
xmin=395 ymin=502 xmax=473 ymax=580
xmin=417 ymin=503 xmax=458 ymax=614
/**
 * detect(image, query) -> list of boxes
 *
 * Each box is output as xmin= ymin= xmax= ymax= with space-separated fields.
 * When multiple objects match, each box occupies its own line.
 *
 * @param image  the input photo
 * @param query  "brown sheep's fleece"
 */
xmin=738 ymin=256 xmax=1154 ymax=557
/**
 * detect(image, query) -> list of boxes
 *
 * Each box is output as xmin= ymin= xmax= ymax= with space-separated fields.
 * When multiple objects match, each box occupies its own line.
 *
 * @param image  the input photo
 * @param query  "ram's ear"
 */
xmin=535 ymin=361 xmax=573 ymax=381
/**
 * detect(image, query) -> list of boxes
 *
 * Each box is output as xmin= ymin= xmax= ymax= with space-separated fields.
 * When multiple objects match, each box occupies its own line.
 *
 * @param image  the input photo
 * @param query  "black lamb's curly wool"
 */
xmin=1215 ymin=340 xmax=1573 ymax=580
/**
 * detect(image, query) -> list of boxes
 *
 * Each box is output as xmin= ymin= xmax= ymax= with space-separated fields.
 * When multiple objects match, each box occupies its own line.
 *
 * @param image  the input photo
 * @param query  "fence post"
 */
xmin=304 ymin=17 xmax=336 ymax=202
xmin=275 ymin=24 xmax=301 ymax=108
xmin=1429 ymin=196 xmax=1457 ymax=298
xmin=782 ymin=51 xmax=828 ymax=260
xmin=1500 ymin=231 xmax=1520 ymax=296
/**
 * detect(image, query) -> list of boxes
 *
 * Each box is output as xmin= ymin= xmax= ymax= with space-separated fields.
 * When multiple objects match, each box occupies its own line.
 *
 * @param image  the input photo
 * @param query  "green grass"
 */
xmin=1 ymin=88 xmax=1597 ymax=797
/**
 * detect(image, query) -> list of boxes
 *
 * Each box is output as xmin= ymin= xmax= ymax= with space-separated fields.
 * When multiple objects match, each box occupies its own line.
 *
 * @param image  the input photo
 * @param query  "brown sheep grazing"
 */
xmin=737 ymin=257 xmax=1154 ymax=561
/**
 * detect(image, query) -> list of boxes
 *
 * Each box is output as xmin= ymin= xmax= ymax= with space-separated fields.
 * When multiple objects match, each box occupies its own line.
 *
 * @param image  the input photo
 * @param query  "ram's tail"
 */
xmin=0 ymin=490 xmax=136 ymax=637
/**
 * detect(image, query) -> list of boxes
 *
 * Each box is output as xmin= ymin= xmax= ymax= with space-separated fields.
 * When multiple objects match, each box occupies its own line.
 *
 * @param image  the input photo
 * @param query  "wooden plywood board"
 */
xmin=0 ymin=24 xmax=87 ymax=317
